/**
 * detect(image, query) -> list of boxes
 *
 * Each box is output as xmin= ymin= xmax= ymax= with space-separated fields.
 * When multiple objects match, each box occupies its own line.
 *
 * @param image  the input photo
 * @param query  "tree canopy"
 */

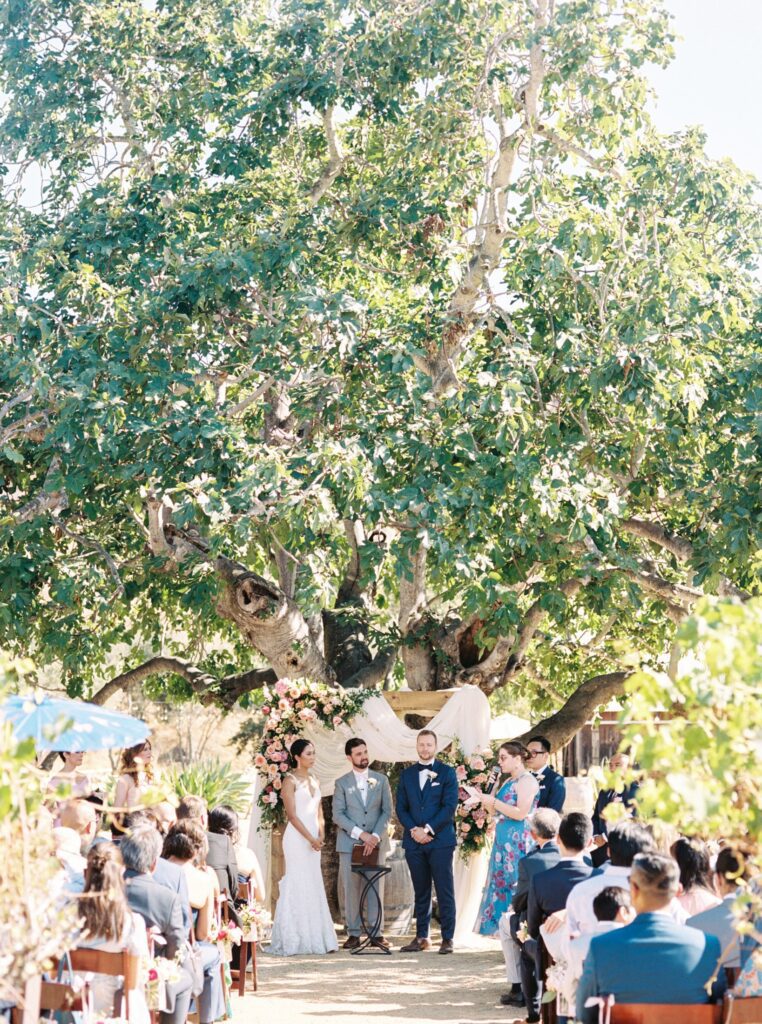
xmin=1 ymin=0 xmax=760 ymax=744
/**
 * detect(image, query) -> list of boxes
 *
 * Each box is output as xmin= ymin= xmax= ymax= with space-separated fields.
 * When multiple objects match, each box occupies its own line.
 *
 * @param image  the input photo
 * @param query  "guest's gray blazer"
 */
xmin=688 ymin=894 xmax=741 ymax=967
xmin=332 ymin=770 xmax=392 ymax=855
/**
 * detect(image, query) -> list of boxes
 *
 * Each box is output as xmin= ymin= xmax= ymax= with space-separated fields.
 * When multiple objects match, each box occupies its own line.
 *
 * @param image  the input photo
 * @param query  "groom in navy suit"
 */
xmin=396 ymin=729 xmax=459 ymax=954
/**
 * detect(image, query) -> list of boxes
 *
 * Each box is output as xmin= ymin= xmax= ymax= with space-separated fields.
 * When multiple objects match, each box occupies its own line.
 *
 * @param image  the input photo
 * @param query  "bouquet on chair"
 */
xmin=239 ymin=903 xmax=273 ymax=943
xmin=145 ymin=954 xmax=182 ymax=1012
xmin=208 ymin=921 xmax=243 ymax=963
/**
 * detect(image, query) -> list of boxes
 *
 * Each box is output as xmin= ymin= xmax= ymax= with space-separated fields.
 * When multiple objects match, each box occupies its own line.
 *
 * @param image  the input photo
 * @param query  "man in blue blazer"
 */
xmin=523 ymin=812 xmax=594 ymax=1022
xmin=576 ymin=853 xmax=725 ymax=1024
xmin=525 ymin=736 xmax=566 ymax=813
xmin=396 ymin=729 xmax=459 ymax=954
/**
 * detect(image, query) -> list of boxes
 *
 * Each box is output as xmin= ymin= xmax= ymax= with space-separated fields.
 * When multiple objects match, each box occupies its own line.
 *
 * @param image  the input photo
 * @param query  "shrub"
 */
xmin=166 ymin=758 xmax=251 ymax=815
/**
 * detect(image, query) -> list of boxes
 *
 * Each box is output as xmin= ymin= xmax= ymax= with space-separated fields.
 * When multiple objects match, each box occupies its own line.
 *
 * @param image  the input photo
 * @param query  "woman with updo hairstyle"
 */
xmin=671 ymin=837 xmax=721 ymax=915
xmin=78 ymin=843 xmax=150 ymax=1023
xmin=475 ymin=741 xmax=540 ymax=934
xmin=269 ymin=738 xmax=338 ymax=955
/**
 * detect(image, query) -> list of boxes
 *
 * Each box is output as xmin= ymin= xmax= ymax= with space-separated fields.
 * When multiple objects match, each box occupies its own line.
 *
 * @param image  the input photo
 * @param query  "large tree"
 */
xmin=1 ymin=0 xmax=760 ymax=747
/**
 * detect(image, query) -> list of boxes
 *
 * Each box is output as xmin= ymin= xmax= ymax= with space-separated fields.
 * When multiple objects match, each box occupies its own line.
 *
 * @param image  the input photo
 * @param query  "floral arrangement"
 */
xmin=208 ymin=921 xmax=243 ymax=962
xmin=239 ymin=902 xmax=273 ymax=942
xmin=438 ymin=744 xmax=497 ymax=861
xmin=145 ymin=955 xmax=181 ymax=1012
xmin=255 ymin=677 xmax=374 ymax=827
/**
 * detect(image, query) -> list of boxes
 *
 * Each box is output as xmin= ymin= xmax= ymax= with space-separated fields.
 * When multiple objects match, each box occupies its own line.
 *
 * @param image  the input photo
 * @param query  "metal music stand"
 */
xmin=350 ymin=863 xmax=392 ymax=955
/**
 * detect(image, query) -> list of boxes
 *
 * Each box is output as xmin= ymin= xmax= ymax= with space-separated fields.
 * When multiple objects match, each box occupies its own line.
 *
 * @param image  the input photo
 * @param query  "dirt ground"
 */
xmin=232 ymin=939 xmax=527 ymax=1024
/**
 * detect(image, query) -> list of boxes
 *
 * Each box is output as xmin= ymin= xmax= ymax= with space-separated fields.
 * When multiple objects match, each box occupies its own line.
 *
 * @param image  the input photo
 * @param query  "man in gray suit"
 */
xmin=332 ymin=737 xmax=393 ymax=950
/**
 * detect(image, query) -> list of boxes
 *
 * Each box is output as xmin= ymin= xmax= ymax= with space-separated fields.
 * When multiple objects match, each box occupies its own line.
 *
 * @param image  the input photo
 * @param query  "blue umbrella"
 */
xmin=0 ymin=691 xmax=150 ymax=751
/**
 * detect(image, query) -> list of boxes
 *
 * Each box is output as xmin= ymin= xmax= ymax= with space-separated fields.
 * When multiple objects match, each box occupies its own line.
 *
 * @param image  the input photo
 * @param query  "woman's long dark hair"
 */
xmin=288 ymin=738 xmax=313 ymax=768
xmin=79 ymin=843 xmax=128 ymax=942
xmin=671 ymin=837 xmax=714 ymax=893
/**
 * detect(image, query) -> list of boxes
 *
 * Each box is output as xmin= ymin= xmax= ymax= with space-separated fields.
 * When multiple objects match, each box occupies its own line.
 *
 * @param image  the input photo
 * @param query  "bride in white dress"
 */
xmin=269 ymin=739 xmax=339 ymax=955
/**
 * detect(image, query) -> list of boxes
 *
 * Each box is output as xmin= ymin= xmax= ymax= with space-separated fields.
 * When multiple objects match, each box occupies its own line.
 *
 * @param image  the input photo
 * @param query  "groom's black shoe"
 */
xmin=342 ymin=935 xmax=362 ymax=950
xmin=400 ymin=937 xmax=431 ymax=952
xmin=500 ymin=992 xmax=525 ymax=1007
xmin=438 ymin=939 xmax=454 ymax=955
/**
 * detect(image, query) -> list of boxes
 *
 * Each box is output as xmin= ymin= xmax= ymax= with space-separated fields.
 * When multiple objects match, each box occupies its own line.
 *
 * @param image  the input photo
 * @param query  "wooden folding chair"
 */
xmin=230 ymin=879 xmax=258 ymax=995
xmin=66 ymin=947 xmax=141 ymax=1020
xmin=723 ymin=995 xmax=762 ymax=1023
xmin=610 ymin=1003 xmax=722 ymax=1024
xmin=11 ymin=978 xmax=91 ymax=1024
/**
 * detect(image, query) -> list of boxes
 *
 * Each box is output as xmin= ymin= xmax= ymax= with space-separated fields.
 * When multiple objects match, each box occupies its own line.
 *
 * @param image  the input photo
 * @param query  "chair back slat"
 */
xmin=67 ymin=947 xmax=141 ymax=992
xmin=238 ymin=879 xmax=253 ymax=902
xmin=611 ymin=1004 xmax=722 ymax=1024
xmin=40 ymin=980 xmax=90 ymax=1013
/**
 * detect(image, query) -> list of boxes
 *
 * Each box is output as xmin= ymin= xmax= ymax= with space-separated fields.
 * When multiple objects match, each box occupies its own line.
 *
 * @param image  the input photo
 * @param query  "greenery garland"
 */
xmin=255 ymin=679 xmax=374 ymax=828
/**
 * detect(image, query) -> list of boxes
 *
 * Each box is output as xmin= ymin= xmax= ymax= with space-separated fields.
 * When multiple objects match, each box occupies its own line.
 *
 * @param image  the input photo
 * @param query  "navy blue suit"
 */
xmin=535 ymin=767 xmax=566 ymax=812
xmin=396 ymin=760 xmax=458 ymax=941
xmin=576 ymin=912 xmax=725 ymax=1024
xmin=591 ymin=781 xmax=639 ymax=835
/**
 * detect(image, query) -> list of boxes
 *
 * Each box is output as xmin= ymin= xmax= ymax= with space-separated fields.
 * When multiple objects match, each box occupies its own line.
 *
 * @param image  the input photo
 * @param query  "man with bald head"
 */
xmin=575 ymin=853 xmax=725 ymax=1023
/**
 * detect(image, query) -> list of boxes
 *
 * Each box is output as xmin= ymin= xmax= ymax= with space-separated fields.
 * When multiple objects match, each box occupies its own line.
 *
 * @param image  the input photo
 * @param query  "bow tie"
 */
xmin=417 ymin=763 xmax=434 ymax=772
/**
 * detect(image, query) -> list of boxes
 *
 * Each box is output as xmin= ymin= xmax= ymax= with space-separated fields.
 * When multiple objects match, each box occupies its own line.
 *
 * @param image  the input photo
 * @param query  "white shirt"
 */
xmin=566 ymin=864 xmax=632 ymax=936
xmin=349 ymin=770 xmax=380 ymax=842
xmin=565 ymin=864 xmax=688 ymax=936
xmin=418 ymin=760 xmax=436 ymax=790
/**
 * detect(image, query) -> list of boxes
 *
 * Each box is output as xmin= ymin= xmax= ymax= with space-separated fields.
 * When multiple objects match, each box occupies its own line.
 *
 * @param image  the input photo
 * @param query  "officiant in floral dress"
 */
xmin=476 ymin=741 xmax=539 ymax=935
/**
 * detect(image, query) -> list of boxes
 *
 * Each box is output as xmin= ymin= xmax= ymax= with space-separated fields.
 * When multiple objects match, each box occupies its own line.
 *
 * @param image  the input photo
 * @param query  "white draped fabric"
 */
xmin=246 ymin=684 xmax=499 ymax=942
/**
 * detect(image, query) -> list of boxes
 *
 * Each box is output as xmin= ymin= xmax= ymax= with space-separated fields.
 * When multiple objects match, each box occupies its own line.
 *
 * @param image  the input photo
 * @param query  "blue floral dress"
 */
xmin=476 ymin=775 xmax=539 ymax=935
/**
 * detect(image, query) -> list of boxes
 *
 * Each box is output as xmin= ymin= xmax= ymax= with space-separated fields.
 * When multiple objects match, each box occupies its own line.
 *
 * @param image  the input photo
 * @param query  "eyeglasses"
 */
xmin=526 ymin=749 xmax=546 ymax=757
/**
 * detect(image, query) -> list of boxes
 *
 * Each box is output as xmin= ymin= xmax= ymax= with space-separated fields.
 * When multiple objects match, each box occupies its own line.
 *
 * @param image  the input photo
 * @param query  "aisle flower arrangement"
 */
xmin=145 ymin=956 xmax=181 ymax=1012
xmin=255 ymin=678 xmax=374 ymax=827
xmin=439 ymin=744 xmax=497 ymax=861
xmin=208 ymin=922 xmax=243 ymax=962
xmin=239 ymin=902 xmax=273 ymax=942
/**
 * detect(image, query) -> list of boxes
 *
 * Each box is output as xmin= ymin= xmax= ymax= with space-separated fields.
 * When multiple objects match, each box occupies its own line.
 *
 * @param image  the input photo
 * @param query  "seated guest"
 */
xmin=153 ymin=801 xmax=177 ymax=836
xmin=525 ymin=737 xmax=566 ymax=812
xmin=161 ymin=821 xmax=225 ymax=1024
xmin=54 ymin=799 xmax=98 ymax=892
xmin=123 ymin=810 xmax=192 ymax=932
xmin=543 ymin=886 xmax=635 ymax=1016
xmin=77 ymin=843 xmax=150 ymax=1024
xmin=121 ymin=827 xmax=193 ymax=1024
xmin=523 ymin=812 xmax=594 ymax=1023
xmin=673 ymin=837 xmax=722 ymax=915
xmin=209 ymin=804 xmax=266 ymax=899
xmin=688 ymin=845 xmax=751 ymax=969
xmin=178 ymin=795 xmax=240 ymax=924
xmin=163 ymin=821 xmax=218 ymax=941
xmin=576 ymin=852 xmax=725 ymax=1024
xmin=498 ymin=808 xmax=561 ymax=1009
xmin=566 ymin=820 xmax=655 ymax=935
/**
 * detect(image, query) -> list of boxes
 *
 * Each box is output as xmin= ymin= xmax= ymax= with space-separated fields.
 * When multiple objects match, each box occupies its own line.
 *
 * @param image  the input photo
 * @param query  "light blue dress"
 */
xmin=476 ymin=776 xmax=538 ymax=935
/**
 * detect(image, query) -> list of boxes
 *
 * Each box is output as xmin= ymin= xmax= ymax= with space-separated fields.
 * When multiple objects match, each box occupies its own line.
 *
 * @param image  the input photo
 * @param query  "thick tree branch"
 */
xmin=516 ymin=671 xmax=632 ymax=751
xmin=535 ymin=122 xmax=623 ymax=180
xmin=60 ymin=525 xmax=125 ymax=600
xmin=619 ymin=518 xmax=695 ymax=562
xmin=88 ymin=656 xmax=277 ymax=710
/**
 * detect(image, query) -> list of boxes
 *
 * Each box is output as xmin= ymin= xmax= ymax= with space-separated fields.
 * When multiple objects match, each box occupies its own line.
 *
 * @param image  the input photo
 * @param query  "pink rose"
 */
xmin=261 ymin=705 xmax=271 ymax=715
xmin=333 ymin=715 xmax=343 ymax=727
xmin=263 ymin=791 xmax=278 ymax=805
xmin=273 ymin=739 xmax=283 ymax=750
xmin=254 ymin=754 xmax=267 ymax=768
xmin=469 ymin=756 xmax=486 ymax=771
xmin=279 ymin=763 xmax=288 ymax=772
xmin=278 ymin=698 xmax=290 ymax=711
xmin=275 ymin=680 xmax=290 ymax=697
xmin=273 ymin=777 xmax=282 ymax=790
xmin=461 ymin=823 xmax=472 ymax=833
xmin=148 ymin=968 xmax=158 ymax=982
xmin=299 ymin=707 xmax=317 ymax=722
xmin=455 ymin=765 xmax=468 ymax=781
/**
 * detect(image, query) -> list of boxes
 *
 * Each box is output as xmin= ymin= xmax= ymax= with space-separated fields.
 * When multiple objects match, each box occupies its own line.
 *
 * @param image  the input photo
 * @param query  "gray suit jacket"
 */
xmin=688 ymin=894 xmax=740 ymax=967
xmin=332 ymin=770 xmax=392 ymax=854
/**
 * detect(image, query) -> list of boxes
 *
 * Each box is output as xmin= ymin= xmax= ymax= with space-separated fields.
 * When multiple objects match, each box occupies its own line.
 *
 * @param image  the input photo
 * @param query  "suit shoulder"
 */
xmin=435 ymin=760 xmax=456 ymax=775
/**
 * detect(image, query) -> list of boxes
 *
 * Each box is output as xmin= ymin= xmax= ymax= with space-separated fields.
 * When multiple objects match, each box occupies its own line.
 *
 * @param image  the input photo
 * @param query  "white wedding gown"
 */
xmin=269 ymin=775 xmax=338 ymax=956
